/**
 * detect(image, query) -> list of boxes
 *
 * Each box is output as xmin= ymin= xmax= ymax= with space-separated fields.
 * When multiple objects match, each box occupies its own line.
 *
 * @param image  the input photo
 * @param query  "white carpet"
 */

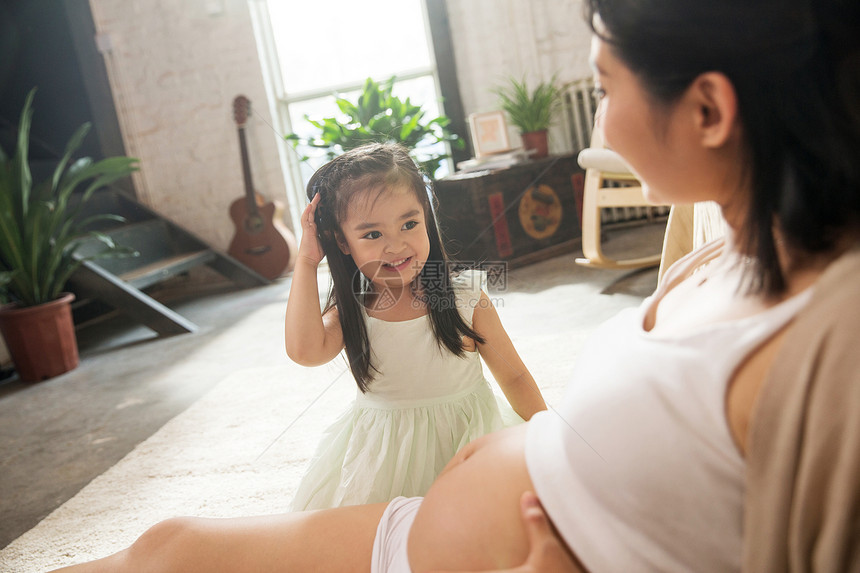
xmin=0 ymin=361 xmax=358 ymax=571
xmin=0 ymin=253 xmax=657 ymax=572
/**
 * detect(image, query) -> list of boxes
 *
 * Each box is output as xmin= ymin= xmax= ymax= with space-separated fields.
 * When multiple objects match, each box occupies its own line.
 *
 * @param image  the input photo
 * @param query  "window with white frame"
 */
xmin=249 ymin=0 xmax=456 ymax=228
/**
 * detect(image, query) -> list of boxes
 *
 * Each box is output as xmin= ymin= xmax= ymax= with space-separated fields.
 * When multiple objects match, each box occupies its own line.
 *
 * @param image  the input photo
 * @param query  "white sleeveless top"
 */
xmin=525 ymin=240 xmax=813 ymax=572
xmin=356 ymin=271 xmax=489 ymax=408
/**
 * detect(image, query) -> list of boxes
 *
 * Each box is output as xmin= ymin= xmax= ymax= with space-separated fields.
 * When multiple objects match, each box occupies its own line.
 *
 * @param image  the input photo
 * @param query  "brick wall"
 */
xmin=86 ymin=0 xmax=591 ymax=247
xmin=87 ymin=0 xmax=290 ymax=251
xmin=0 ymin=0 xmax=592 ymax=369
xmin=446 ymin=0 xmax=592 ymax=155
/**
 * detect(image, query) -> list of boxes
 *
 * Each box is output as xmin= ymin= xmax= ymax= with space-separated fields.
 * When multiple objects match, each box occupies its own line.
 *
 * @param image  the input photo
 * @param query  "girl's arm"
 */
xmin=473 ymin=291 xmax=546 ymax=420
xmin=284 ymin=194 xmax=344 ymax=366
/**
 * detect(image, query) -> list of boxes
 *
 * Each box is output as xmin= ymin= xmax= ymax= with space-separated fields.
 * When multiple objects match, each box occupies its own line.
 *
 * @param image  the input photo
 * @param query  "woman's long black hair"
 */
xmin=306 ymin=143 xmax=484 ymax=392
xmin=583 ymin=0 xmax=860 ymax=295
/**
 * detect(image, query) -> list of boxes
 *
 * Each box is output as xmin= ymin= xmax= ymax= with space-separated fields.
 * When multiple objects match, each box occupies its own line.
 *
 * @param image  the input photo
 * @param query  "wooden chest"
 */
xmin=434 ymin=153 xmax=584 ymax=268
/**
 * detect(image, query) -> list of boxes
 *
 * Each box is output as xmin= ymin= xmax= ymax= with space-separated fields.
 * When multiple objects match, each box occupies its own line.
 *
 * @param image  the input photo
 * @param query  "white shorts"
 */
xmin=370 ymin=496 xmax=423 ymax=573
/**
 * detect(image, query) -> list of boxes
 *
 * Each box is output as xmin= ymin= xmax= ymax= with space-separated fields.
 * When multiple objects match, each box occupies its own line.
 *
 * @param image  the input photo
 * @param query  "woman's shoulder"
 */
xmin=750 ymin=242 xmax=860 ymax=455
xmin=744 ymin=243 xmax=860 ymax=570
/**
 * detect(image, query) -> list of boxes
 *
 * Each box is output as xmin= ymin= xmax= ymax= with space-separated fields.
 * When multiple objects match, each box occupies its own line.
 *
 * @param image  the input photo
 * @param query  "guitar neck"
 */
xmin=237 ymin=126 xmax=260 ymax=217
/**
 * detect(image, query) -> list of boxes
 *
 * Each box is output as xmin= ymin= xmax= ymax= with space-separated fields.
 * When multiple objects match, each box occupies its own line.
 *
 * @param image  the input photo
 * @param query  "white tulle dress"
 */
xmin=290 ymin=271 xmax=521 ymax=510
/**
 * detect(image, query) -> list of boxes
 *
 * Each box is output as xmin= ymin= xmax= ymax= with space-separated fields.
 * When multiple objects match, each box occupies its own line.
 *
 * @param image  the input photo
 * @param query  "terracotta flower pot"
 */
xmin=521 ymin=130 xmax=549 ymax=159
xmin=0 ymin=293 xmax=79 ymax=382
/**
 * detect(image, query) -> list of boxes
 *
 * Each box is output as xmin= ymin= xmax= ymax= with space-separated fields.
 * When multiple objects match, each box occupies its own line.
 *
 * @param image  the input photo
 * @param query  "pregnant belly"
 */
xmin=407 ymin=424 xmax=547 ymax=571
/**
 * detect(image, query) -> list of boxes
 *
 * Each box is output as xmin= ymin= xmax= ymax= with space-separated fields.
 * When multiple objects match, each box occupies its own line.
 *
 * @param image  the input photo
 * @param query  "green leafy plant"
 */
xmin=0 ymin=89 xmax=139 ymax=307
xmin=286 ymin=76 xmax=463 ymax=178
xmin=495 ymin=75 xmax=564 ymax=134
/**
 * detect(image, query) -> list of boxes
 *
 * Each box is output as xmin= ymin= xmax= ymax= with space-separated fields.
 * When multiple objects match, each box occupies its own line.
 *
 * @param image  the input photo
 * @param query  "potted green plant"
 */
xmin=494 ymin=75 xmax=564 ymax=159
xmin=0 ymin=89 xmax=138 ymax=382
xmin=286 ymin=76 xmax=464 ymax=179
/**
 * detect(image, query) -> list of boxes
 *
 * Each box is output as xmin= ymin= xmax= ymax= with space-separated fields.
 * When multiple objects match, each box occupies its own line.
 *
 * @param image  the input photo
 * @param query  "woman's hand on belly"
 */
xmin=407 ymin=425 xmax=579 ymax=572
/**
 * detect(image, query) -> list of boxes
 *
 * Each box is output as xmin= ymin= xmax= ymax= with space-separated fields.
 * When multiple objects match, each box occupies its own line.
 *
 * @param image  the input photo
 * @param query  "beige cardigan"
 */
xmin=744 ymin=243 xmax=860 ymax=572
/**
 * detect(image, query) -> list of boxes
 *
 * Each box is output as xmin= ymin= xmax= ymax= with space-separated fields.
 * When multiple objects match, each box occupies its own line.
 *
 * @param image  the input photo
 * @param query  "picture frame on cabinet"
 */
xmin=468 ymin=111 xmax=512 ymax=157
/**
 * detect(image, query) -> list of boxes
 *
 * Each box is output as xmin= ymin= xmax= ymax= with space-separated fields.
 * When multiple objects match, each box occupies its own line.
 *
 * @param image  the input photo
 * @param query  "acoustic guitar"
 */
xmin=228 ymin=95 xmax=297 ymax=280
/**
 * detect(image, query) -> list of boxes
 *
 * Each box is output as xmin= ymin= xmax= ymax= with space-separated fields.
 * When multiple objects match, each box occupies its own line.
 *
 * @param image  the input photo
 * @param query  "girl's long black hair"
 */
xmin=584 ymin=0 xmax=860 ymax=295
xmin=306 ymin=143 xmax=484 ymax=392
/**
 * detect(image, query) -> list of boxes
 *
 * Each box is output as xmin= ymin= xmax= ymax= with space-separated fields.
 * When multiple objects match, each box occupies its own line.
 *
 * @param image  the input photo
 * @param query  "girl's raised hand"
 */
xmin=297 ymin=193 xmax=325 ymax=266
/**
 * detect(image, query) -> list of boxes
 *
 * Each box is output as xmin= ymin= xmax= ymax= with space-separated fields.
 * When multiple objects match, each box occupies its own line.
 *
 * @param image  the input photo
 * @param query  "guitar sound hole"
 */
xmin=245 ymin=216 xmax=264 ymax=233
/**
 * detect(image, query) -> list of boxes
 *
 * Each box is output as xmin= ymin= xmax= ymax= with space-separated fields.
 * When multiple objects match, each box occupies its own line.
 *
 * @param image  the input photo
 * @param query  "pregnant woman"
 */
xmin=53 ymin=0 xmax=860 ymax=570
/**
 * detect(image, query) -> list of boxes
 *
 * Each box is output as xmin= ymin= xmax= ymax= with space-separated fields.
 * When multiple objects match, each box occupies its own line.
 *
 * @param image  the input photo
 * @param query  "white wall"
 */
xmin=87 ymin=0 xmax=290 ymax=251
xmin=446 ymin=0 xmax=593 ymax=154
xmin=85 ymin=0 xmax=592 ymax=249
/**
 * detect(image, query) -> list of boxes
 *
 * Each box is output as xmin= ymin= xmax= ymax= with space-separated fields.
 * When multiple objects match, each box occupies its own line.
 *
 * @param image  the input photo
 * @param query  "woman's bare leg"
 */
xmin=50 ymin=503 xmax=388 ymax=573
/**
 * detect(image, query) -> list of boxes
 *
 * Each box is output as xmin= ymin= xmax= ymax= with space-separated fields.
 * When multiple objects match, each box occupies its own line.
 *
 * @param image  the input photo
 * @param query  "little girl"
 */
xmin=284 ymin=143 xmax=546 ymax=510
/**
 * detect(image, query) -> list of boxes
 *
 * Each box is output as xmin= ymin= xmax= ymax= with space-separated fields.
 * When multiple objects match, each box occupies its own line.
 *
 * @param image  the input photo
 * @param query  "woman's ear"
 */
xmin=689 ymin=72 xmax=738 ymax=148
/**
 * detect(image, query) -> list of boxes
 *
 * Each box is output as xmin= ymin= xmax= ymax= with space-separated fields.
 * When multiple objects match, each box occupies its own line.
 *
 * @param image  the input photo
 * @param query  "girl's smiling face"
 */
xmin=337 ymin=185 xmax=431 ymax=292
